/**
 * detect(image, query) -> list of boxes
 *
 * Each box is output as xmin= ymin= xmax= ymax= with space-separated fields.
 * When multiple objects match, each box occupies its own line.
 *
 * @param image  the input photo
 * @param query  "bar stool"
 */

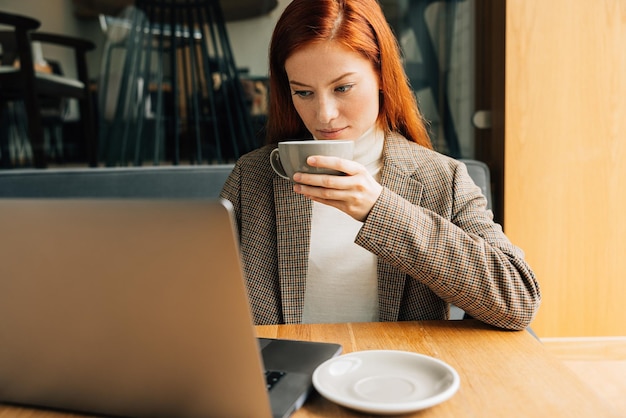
xmin=98 ymin=0 xmax=256 ymax=166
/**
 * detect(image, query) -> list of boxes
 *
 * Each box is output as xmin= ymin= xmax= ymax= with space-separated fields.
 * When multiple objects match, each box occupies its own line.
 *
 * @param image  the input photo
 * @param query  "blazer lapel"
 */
xmin=376 ymin=135 xmax=425 ymax=321
xmin=273 ymin=177 xmax=312 ymax=323
xmin=272 ymin=134 xmax=425 ymax=323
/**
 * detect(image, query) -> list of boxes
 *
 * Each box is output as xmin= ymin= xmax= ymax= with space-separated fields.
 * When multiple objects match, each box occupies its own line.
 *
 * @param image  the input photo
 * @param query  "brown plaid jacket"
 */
xmin=220 ymin=133 xmax=540 ymax=330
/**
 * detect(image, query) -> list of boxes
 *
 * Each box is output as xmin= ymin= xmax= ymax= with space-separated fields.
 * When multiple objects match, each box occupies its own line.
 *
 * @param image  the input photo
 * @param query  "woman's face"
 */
xmin=284 ymin=41 xmax=380 ymax=140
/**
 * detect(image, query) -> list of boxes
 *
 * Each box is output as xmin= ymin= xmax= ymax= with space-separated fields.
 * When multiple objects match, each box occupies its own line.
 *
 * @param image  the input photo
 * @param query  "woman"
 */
xmin=220 ymin=0 xmax=540 ymax=330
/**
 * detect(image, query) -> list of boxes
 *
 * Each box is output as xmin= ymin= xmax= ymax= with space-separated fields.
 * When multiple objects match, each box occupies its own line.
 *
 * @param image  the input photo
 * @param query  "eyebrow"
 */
xmin=289 ymin=72 xmax=357 ymax=88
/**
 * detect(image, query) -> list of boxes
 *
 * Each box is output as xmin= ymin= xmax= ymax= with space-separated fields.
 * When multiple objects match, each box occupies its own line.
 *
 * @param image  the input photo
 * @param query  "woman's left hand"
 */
xmin=292 ymin=155 xmax=383 ymax=222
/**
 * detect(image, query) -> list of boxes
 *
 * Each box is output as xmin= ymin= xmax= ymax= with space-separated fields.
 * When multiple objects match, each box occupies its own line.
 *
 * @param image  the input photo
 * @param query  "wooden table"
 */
xmin=256 ymin=320 xmax=618 ymax=417
xmin=0 ymin=320 xmax=617 ymax=417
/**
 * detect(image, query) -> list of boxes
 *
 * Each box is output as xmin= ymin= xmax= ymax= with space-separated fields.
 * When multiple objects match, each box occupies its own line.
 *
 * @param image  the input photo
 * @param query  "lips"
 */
xmin=316 ymin=127 xmax=348 ymax=139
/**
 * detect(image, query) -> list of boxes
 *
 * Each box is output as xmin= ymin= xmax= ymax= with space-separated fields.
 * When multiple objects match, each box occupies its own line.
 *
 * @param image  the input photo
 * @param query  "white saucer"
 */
xmin=312 ymin=350 xmax=460 ymax=415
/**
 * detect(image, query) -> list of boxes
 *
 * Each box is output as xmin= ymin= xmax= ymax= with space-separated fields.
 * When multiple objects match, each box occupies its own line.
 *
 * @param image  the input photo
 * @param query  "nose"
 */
xmin=316 ymin=95 xmax=339 ymax=124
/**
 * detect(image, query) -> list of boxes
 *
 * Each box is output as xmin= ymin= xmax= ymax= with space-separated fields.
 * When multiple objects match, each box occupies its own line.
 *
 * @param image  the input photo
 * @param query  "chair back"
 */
xmin=459 ymin=158 xmax=492 ymax=209
xmin=0 ymin=31 xmax=20 ymax=66
xmin=0 ymin=165 xmax=233 ymax=198
xmin=0 ymin=11 xmax=96 ymax=168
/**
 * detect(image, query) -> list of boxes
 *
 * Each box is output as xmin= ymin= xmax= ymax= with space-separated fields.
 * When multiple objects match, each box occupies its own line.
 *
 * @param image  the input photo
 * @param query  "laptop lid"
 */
xmin=0 ymin=198 xmax=340 ymax=418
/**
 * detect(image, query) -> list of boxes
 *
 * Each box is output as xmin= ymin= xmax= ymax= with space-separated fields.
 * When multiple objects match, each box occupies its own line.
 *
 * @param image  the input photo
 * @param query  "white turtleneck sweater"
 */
xmin=302 ymin=128 xmax=385 ymax=323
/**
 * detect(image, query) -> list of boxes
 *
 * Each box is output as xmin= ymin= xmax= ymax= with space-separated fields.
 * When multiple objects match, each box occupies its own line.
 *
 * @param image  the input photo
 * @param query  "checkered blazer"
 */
xmin=220 ymin=133 xmax=540 ymax=330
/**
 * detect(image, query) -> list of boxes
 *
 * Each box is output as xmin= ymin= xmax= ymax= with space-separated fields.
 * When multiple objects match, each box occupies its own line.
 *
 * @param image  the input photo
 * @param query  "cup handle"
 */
xmin=270 ymin=148 xmax=290 ymax=180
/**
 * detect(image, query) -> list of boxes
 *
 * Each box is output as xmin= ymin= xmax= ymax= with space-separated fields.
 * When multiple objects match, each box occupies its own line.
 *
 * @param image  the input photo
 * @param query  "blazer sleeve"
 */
xmin=355 ymin=162 xmax=541 ymax=330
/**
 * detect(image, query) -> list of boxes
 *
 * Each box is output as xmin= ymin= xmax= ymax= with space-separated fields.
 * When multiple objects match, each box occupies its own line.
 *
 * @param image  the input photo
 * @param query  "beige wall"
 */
xmin=505 ymin=0 xmax=626 ymax=337
xmin=227 ymin=0 xmax=290 ymax=77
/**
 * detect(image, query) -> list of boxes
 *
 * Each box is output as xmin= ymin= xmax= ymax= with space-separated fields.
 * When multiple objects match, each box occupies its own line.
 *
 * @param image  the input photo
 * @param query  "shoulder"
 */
xmin=383 ymin=132 xmax=465 ymax=182
xmin=380 ymin=133 xmax=490 ymax=224
xmin=231 ymin=144 xmax=276 ymax=180
xmin=222 ymin=144 xmax=277 ymax=201
xmin=235 ymin=143 xmax=275 ymax=167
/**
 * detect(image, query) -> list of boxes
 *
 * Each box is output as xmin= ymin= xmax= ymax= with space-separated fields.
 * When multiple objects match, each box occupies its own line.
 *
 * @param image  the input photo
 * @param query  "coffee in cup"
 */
xmin=270 ymin=140 xmax=354 ymax=181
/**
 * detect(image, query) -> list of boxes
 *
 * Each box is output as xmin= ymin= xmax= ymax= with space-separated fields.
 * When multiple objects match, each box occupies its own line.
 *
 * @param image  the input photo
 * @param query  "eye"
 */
xmin=292 ymin=90 xmax=312 ymax=98
xmin=335 ymin=84 xmax=354 ymax=93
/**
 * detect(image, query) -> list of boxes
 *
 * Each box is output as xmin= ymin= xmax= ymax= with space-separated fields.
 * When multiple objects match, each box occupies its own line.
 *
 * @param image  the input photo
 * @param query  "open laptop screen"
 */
xmin=0 ymin=198 xmax=340 ymax=418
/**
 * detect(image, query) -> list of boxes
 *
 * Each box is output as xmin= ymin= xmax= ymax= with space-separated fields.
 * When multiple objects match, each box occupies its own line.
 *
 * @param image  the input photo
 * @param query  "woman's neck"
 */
xmin=353 ymin=126 xmax=385 ymax=171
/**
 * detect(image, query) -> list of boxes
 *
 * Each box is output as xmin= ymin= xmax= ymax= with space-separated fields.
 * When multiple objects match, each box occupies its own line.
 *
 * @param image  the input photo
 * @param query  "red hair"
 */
xmin=266 ymin=0 xmax=432 ymax=149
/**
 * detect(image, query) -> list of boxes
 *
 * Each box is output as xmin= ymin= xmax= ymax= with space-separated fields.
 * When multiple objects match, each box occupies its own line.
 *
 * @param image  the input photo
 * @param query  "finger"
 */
xmin=307 ymin=155 xmax=359 ymax=176
xmin=293 ymin=171 xmax=352 ymax=189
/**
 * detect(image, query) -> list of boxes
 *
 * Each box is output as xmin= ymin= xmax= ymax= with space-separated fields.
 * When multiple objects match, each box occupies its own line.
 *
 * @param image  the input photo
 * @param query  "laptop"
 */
xmin=0 ymin=198 xmax=342 ymax=418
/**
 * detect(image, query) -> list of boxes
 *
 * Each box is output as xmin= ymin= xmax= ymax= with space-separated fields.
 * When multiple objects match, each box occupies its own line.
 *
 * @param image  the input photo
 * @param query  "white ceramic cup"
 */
xmin=270 ymin=140 xmax=354 ymax=181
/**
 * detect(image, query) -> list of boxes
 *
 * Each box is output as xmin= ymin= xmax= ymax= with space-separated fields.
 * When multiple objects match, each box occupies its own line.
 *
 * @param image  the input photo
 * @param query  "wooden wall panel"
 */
xmin=505 ymin=0 xmax=626 ymax=337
